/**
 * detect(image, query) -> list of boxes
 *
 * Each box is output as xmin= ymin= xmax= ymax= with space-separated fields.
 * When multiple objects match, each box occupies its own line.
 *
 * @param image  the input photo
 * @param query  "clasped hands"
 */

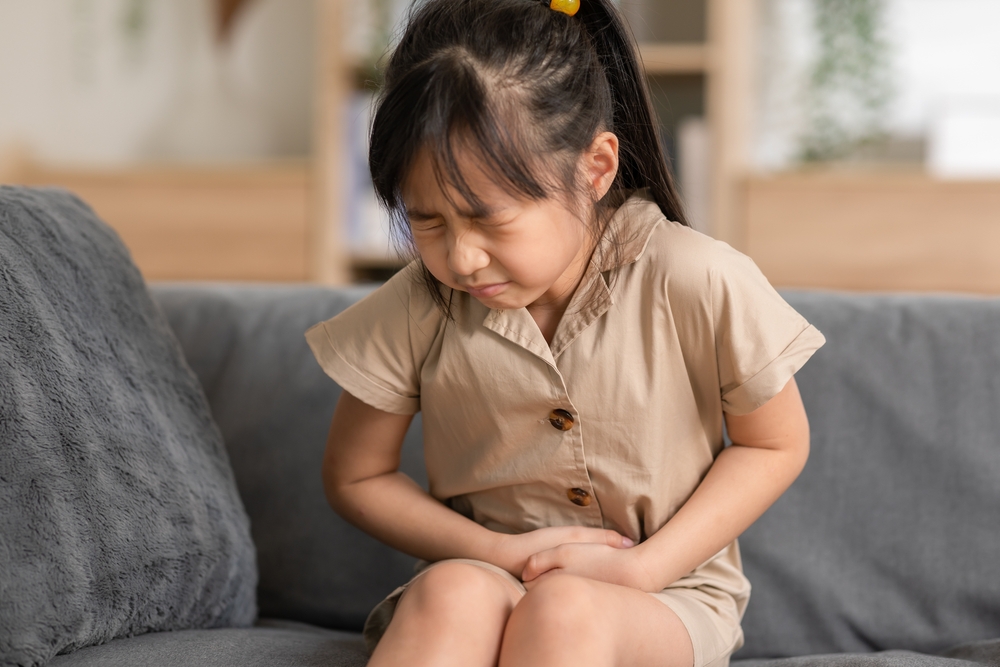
xmin=493 ymin=525 xmax=660 ymax=592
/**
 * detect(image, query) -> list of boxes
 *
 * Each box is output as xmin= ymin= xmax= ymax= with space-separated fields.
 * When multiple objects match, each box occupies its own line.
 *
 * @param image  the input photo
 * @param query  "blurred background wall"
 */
xmin=0 ymin=0 xmax=315 ymax=165
xmin=1 ymin=0 xmax=998 ymax=291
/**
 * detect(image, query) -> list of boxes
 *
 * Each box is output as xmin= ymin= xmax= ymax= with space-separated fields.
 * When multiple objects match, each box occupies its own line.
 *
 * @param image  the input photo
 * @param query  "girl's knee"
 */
xmin=398 ymin=561 xmax=516 ymax=619
xmin=507 ymin=574 xmax=605 ymax=642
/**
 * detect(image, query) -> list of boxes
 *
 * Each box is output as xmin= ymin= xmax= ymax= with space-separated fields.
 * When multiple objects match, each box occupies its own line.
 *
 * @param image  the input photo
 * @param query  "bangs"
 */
xmin=372 ymin=48 xmax=573 ymax=224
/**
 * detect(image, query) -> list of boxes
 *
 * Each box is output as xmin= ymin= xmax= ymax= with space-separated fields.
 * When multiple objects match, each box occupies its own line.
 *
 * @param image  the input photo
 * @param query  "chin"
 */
xmin=472 ymin=291 xmax=528 ymax=311
xmin=472 ymin=295 xmax=513 ymax=310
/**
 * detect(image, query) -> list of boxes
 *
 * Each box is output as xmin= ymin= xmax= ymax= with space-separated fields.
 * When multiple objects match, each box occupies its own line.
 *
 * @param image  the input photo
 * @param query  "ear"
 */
xmin=582 ymin=131 xmax=619 ymax=201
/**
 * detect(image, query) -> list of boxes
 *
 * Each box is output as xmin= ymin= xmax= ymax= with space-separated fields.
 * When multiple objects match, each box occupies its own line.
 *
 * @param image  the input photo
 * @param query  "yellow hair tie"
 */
xmin=550 ymin=0 xmax=580 ymax=16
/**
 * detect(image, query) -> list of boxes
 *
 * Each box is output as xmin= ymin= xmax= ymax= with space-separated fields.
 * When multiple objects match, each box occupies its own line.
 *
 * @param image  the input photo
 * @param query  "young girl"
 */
xmin=305 ymin=0 xmax=825 ymax=665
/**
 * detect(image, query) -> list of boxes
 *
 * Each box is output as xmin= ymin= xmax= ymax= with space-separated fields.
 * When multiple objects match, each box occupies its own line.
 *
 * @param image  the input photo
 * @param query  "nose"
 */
xmin=446 ymin=227 xmax=490 ymax=277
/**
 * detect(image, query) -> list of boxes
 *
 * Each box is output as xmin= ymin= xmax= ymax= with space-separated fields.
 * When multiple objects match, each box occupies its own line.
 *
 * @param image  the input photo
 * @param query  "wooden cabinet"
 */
xmin=743 ymin=170 xmax=1000 ymax=294
xmin=12 ymin=161 xmax=314 ymax=282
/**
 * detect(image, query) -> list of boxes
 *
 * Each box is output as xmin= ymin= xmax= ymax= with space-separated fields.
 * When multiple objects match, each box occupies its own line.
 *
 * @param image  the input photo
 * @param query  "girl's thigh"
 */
xmin=500 ymin=574 xmax=735 ymax=667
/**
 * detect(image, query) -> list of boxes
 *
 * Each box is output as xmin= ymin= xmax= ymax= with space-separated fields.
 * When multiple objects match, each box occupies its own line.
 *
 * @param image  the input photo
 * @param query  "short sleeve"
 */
xmin=304 ymin=262 xmax=444 ymax=415
xmin=710 ymin=245 xmax=826 ymax=415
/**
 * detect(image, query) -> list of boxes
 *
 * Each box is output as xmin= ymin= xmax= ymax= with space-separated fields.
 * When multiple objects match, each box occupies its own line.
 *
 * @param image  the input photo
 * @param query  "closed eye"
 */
xmin=473 ymin=212 xmax=517 ymax=229
xmin=407 ymin=212 xmax=444 ymax=231
xmin=405 ymin=209 xmax=514 ymax=232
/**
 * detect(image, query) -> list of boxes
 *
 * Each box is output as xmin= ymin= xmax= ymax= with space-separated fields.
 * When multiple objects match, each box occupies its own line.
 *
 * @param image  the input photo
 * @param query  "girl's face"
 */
xmin=401 ymin=135 xmax=618 ymax=314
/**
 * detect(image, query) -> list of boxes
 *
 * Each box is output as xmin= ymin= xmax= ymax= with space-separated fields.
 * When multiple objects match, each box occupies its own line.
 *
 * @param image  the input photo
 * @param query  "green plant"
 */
xmin=357 ymin=0 xmax=396 ymax=90
xmin=119 ymin=0 xmax=151 ymax=65
xmin=799 ymin=0 xmax=893 ymax=162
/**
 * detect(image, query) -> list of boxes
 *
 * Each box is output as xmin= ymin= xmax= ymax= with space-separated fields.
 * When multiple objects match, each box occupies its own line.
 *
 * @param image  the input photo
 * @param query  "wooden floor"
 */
xmin=742 ymin=168 xmax=1000 ymax=295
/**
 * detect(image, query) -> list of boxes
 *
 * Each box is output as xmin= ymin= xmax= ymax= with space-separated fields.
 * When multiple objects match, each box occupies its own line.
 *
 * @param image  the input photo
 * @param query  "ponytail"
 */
xmin=574 ymin=0 xmax=688 ymax=225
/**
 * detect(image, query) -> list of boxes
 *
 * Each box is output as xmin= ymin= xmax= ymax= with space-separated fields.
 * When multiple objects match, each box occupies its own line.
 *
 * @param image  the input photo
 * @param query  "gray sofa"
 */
xmin=39 ymin=281 xmax=998 ymax=667
xmin=4 ymin=186 xmax=996 ymax=667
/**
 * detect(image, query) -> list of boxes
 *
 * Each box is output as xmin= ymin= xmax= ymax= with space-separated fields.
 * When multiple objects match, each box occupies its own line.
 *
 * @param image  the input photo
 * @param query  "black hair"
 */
xmin=368 ymin=0 xmax=688 ymax=313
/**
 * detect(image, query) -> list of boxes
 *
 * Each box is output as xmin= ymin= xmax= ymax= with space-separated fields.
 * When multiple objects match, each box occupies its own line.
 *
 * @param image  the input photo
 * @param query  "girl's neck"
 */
xmin=526 ymin=233 xmax=599 ymax=345
xmin=527 ymin=304 xmax=565 ymax=345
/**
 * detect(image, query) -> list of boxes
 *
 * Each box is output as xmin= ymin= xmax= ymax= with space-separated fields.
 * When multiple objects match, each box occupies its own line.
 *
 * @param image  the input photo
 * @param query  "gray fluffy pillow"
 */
xmin=0 ymin=187 xmax=257 ymax=667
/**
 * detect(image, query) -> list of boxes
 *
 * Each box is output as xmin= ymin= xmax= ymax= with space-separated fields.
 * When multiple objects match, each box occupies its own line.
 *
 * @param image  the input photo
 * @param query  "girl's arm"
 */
xmin=521 ymin=376 xmax=810 ymax=590
xmin=323 ymin=390 xmax=633 ymax=578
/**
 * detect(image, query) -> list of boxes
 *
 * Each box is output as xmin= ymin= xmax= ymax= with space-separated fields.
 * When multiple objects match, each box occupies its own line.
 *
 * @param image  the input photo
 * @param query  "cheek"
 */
xmin=412 ymin=235 xmax=452 ymax=281
xmin=410 ymin=230 xmax=441 ymax=260
xmin=505 ymin=222 xmax=584 ymax=275
xmin=494 ymin=245 xmax=563 ymax=287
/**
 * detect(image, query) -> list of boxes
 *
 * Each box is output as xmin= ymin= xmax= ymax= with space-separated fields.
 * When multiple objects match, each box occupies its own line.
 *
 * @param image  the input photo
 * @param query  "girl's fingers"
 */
xmin=603 ymin=530 xmax=635 ymax=549
xmin=569 ymin=527 xmax=633 ymax=548
xmin=521 ymin=548 xmax=560 ymax=582
xmin=520 ymin=527 xmax=633 ymax=573
xmin=521 ymin=568 xmax=557 ymax=591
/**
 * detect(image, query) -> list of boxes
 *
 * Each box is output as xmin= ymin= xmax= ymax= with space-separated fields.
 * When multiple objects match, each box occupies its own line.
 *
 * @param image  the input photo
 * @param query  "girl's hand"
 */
xmin=520 ymin=542 xmax=658 ymax=592
xmin=495 ymin=526 xmax=633 ymax=578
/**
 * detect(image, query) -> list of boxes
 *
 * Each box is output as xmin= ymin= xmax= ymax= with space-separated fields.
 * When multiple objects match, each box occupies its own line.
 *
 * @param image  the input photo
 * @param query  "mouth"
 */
xmin=464 ymin=282 xmax=510 ymax=299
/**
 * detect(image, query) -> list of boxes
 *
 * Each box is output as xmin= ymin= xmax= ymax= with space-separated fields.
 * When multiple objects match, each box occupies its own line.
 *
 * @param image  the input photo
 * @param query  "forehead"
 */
xmin=402 ymin=144 xmax=518 ymax=216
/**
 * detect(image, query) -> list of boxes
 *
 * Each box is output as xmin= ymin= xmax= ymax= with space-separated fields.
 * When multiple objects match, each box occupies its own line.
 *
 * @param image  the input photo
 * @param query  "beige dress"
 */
xmin=305 ymin=194 xmax=826 ymax=667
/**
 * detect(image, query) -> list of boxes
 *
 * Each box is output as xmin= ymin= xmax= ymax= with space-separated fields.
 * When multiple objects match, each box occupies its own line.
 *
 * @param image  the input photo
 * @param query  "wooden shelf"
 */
xmin=349 ymin=253 xmax=407 ymax=282
xmin=742 ymin=167 xmax=1000 ymax=293
xmin=637 ymin=43 xmax=709 ymax=75
xmin=12 ymin=161 xmax=314 ymax=282
xmin=350 ymin=254 xmax=408 ymax=269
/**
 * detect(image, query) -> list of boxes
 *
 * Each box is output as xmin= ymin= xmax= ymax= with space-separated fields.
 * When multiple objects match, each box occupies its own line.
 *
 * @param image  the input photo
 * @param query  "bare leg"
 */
xmin=498 ymin=573 xmax=696 ymax=667
xmin=368 ymin=562 xmax=523 ymax=667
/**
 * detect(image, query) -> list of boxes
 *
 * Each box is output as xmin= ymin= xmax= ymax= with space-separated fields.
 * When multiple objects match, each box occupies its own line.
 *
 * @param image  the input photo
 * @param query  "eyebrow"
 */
xmin=406 ymin=204 xmax=497 ymax=220
xmin=406 ymin=209 xmax=440 ymax=221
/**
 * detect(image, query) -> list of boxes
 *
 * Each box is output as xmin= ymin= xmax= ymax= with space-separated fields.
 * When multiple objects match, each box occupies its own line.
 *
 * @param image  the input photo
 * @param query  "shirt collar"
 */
xmin=592 ymin=190 xmax=665 ymax=272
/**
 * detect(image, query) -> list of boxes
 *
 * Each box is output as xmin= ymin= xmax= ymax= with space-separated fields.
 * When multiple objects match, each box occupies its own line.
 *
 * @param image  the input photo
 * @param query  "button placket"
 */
xmin=543 ymin=365 xmax=601 ymax=523
xmin=546 ymin=406 xmax=598 ymax=514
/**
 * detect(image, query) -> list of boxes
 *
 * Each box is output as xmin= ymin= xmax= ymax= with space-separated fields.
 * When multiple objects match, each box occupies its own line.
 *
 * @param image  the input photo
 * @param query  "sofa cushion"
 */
xmin=0 ymin=187 xmax=257 ymax=667
xmin=151 ymin=284 xmax=428 ymax=632
xmin=46 ymin=624 xmax=368 ymax=667
xmin=736 ymin=291 xmax=1000 ymax=659
xmin=735 ymin=645 xmax=998 ymax=667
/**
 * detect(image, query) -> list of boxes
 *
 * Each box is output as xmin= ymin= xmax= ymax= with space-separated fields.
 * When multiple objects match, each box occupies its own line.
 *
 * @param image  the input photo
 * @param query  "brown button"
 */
xmin=567 ymin=487 xmax=591 ymax=506
xmin=548 ymin=409 xmax=574 ymax=431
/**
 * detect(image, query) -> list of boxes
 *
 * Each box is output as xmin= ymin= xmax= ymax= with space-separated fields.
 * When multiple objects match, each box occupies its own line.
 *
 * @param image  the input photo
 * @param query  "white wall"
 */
xmin=0 ymin=0 xmax=315 ymax=167
xmin=890 ymin=0 xmax=1000 ymax=136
